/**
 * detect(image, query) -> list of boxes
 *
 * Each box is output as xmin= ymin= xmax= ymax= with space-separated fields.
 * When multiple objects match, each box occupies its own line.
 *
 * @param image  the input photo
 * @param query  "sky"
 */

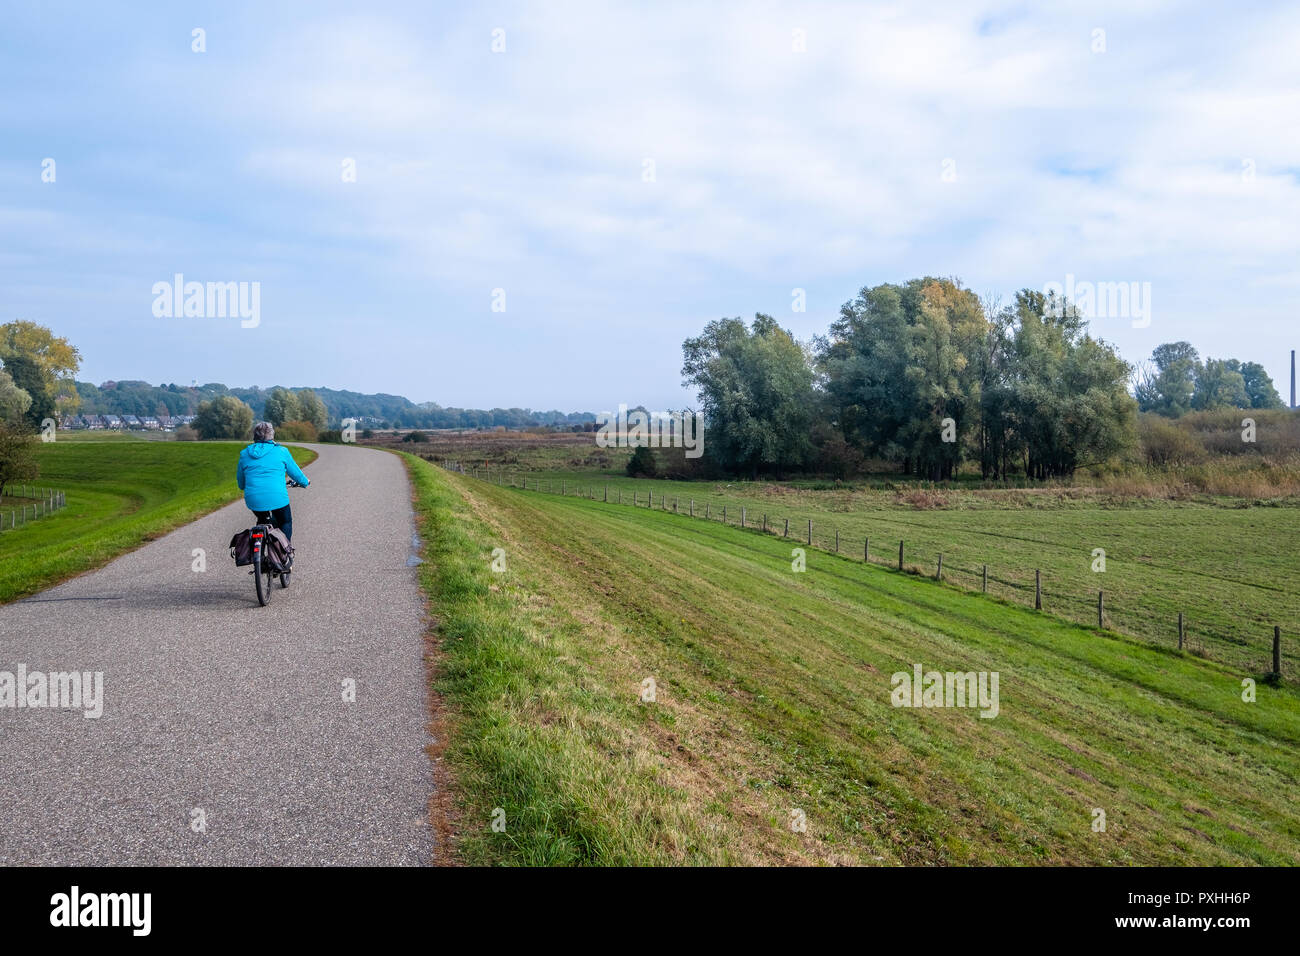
xmin=2 ymin=0 xmax=1298 ymax=411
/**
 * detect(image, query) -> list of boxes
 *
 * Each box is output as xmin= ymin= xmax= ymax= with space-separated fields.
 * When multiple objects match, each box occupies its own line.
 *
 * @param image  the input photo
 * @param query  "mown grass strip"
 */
xmin=410 ymin=458 xmax=1300 ymax=865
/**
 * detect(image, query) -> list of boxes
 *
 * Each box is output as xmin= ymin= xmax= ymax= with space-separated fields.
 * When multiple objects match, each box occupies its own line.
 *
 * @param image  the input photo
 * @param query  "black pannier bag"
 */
xmin=230 ymin=526 xmax=293 ymax=571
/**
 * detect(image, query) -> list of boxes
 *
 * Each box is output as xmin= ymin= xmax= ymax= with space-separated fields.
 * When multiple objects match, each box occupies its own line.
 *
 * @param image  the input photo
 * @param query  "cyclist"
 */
xmin=237 ymin=422 xmax=309 ymax=552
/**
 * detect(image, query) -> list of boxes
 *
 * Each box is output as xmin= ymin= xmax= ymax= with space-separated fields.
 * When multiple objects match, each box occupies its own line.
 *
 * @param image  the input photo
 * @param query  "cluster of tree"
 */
xmin=262 ymin=387 xmax=328 ymax=432
xmin=73 ymin=379 xmax=596 ymax=430
xmin=0 ymin=321 xmax=82 ymax=492
xmin=682 ymin=279 xmax=1139 ymax=480
xmin=1135 ymin=342 xmax=1283 ymax=417
xmin=1 ymin=321 xmax=82 ymax=430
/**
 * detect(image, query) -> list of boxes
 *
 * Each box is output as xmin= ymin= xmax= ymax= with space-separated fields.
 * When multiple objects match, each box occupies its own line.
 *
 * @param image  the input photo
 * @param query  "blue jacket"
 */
xmin=236 ymin=441 xmax=309 ymax=511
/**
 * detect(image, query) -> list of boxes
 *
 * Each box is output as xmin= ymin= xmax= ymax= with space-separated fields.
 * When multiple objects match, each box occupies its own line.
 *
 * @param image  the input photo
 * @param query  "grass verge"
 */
xmin=0 ymin=441 xmax=315 ymax=603
xmin=405 ymin=454 xmax=1300 ymax=866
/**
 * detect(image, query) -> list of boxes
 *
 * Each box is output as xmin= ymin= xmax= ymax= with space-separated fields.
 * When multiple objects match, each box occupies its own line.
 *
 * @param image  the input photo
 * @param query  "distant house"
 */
xmin=140 ymin=416 xmax=159 ymax=429
xmin=122 ymin=415 xmax=142 ymax=428
xmin=102 ymin=415 xmax=123 ymax=429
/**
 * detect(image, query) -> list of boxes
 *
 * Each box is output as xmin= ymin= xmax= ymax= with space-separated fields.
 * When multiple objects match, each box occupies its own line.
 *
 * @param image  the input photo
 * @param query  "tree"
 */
xmin=193 ymin=396 xmax=254 ymax=439
xmin=0 ymin=369 xmax=32 ymax=425
xmin=1237 ymin=361 xmax=1283 ymax=409
xmin=296 ymin=389 xmax=329 ymax=430
xmin=262 ymin=387 xmax=301 ymax=426
xmin=0 ymin=420 xmax=39 ymax=494
xmin=1004 ymin=291 xmax=1136 ymax=479
xmin=1 ymin=354 xmax=55 ymax=430
xmin=682 ymin=314 xmax=816 ymax=477
xmin=626 ymin=445 xmax=657 ymax=478
xmin=0 ymin=321 xmax=81 ymax=416
xmin=1193 ymin=358 xmax=1249 ymax=411
xmin=818 ymin=278 xmax=985 ymax=479
xmin=1136 ymin=342 xmax=1200 ymax=417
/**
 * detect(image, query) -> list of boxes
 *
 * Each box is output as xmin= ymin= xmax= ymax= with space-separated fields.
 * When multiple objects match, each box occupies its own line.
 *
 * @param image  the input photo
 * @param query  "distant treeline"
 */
xmin=73 ymin=380 xmax=594 ymax=430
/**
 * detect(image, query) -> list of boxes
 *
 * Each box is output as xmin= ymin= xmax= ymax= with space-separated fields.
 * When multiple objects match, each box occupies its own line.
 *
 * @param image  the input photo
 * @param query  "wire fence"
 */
xmin=0 ymin=486 xmax=68 ymax=531
xmin=441 ymin=461 xmax=1291 ymax=680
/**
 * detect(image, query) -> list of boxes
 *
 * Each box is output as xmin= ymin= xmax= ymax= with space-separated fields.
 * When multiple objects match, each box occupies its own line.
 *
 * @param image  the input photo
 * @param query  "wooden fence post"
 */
xmin=1035 ymin=570 xmax=1042 ymax=610
xmin=936 ymin=554 xmax=942 ymax=580
xmin=690 ymin=499 xmax=694 ymax=517
xmin=1098 ymin=591 xmax=1104 ymax=628
xmin=741 ymin=507 xmax=745 ymax=527
xmin=763 ymin=514 xmax=767 ymax=532
xmin=1178 ymin=613 xmax=1184 ymax=650
xmin=982 ymin=565 xmax=988 ymax=593
xmin=784 ymin=518 xmax=788 ymax=537
xmin=898 ymin=540 xmax=904 ymax=571
xmin=864 ymin=537 xmax=869 ymax=561
xmin=1274 ymin=626 xmax=1282 ymax=676
xmin=807 ymin=519 xmax=812 ymax=546
xmin=706 ymin=502 xmax=710 ymax=519
xmin=835 ymin=530 xmax=839 ymax=552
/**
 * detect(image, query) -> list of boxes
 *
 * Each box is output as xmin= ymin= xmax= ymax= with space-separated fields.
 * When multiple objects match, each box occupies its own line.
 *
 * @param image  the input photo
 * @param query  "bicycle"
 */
xmin=241 ymin=478 xmax=303 ymax=607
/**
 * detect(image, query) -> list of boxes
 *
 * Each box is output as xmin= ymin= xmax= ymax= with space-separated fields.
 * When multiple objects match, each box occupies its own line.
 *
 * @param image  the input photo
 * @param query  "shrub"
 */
xmin=1138 ymin=415 xmax=1205 ymax=466
xmin=626 ymin=445 xmax=657 ymax=478
xmin=276 ymin=420 xmax=318 ymax=442
xmin=193 ymin=395 xmax=254 ymax=439
xmin=812 ymin=422 xmax=865 ymax=479
xmin=0 ymin=420 xmax=39 ymax=494
xmin=318 ymin=429 xmax=343 ymax=443
xmin=403 ymin=430 xmax=428 ymax=443
xmin=173 ymin=425 xmax=198 ymax=441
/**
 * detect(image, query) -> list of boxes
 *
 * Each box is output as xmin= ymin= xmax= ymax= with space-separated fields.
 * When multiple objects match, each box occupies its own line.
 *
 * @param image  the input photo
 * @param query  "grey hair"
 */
xmin=253 ymin=421 xmax=275 ymax=442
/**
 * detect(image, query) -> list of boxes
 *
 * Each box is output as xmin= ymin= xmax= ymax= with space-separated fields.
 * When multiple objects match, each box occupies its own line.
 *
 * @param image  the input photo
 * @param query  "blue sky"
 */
xmin=2 ymin=1 xmax=1298 ymax=410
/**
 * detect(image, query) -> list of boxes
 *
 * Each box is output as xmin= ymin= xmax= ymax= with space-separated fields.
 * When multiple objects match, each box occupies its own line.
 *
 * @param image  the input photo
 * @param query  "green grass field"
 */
xmin=0 ymin=441 xmax=315 ymax=603
xmin=405 ymin=454 xmax=1300 ymax=866
xmin=461 ymin=466 xmax=1300 ymax=679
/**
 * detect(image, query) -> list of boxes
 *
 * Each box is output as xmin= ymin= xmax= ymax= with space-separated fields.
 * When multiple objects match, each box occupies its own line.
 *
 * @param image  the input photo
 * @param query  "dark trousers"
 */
xmin=250 ymin=503 xmax=292 ymax=542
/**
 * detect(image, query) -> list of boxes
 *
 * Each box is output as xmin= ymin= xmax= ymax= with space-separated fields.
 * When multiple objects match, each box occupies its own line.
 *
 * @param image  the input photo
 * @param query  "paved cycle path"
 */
xmin=0 ymin=443 xmax=434 ymax=865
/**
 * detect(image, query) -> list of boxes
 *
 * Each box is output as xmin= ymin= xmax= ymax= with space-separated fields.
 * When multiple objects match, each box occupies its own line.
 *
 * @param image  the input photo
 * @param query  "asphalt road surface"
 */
xmin=0 ymin=443 xmax=435 ymax=865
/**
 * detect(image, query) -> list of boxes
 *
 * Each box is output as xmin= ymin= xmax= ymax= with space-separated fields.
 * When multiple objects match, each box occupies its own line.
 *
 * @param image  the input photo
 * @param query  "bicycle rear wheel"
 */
xmin=255 ymin=551 xmax=270 ymax=606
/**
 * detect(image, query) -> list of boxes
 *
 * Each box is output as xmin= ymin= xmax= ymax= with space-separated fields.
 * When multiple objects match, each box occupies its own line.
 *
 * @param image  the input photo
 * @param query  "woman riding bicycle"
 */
xmin=237 ymin=421 xmax=309 ymax=547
